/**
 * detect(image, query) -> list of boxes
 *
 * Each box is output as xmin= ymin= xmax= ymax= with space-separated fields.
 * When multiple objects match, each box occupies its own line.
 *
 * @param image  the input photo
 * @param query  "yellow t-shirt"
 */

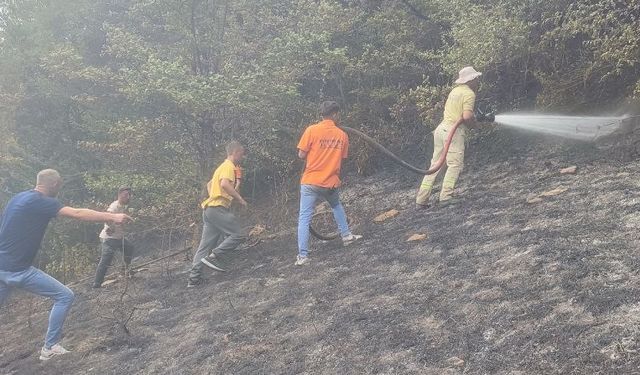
xmin=201 ymin=159 xmax=237 ymax=209
xmin=442 ymin=84 xmax=476 ymax=128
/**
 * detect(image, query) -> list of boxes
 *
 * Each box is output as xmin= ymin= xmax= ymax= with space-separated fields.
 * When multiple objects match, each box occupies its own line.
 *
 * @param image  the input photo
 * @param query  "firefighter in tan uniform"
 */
xmin=416 ymin=66 xmax=482 ymax=207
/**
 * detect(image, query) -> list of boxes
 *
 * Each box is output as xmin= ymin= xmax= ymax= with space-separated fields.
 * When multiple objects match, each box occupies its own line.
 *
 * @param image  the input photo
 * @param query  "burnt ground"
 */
xmin=2 ymin=128 xmax=640 ymax=374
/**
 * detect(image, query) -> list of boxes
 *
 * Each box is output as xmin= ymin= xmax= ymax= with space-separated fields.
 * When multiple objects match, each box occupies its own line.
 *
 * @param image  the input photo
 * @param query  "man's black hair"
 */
xmin=320 ymin=101 xmax=340 ymax=117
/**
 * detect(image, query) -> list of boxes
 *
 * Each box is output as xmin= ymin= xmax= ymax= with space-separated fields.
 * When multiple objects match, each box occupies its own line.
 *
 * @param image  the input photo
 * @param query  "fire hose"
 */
xmin=309 ymin=120 xmax=466 ymax=240
xmin=308 ymin=124 xmax=459 ymax=240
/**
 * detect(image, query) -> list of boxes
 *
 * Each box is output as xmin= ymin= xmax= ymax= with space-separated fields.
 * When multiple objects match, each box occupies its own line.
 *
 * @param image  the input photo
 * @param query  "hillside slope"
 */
xmin=2 ymin=129 xmax=640 ymax=374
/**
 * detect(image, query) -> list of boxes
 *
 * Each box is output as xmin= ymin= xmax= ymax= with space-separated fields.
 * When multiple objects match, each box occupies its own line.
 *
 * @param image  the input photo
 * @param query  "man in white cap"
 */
xmin=415 ymin=66 xmax=482 ymax=207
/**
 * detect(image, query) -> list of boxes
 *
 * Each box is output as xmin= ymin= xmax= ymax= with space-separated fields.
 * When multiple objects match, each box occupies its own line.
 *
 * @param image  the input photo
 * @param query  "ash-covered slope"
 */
xmin=2 ymin=128 xmax=640 ymax=374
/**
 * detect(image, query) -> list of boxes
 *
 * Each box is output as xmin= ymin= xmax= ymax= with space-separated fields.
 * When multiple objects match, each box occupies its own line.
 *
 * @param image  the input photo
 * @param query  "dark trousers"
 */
xmin=93 ymin=238 xmax=134 ymax=287
xmin=189 ymin=206 xmax=247 ymax=282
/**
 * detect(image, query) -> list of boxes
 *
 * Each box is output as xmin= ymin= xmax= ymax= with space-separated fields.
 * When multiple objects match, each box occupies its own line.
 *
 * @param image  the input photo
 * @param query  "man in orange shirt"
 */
xmin=295 ymin=101 xmax=362 ymax=265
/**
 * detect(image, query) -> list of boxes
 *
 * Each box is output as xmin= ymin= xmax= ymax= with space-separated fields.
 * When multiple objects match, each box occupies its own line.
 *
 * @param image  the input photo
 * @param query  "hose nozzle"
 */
xmin=475 ymin=109 xmax=495 ymax=123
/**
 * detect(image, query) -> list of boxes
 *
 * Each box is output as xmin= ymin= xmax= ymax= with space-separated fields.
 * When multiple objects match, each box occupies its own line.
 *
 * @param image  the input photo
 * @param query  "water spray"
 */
xmin=493 ymin=113 xmax=632 ymax=141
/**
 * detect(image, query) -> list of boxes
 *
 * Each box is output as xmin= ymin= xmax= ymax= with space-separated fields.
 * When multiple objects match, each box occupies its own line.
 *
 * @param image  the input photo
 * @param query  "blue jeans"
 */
xmin=297 ymin=184 xmax=351 ymax=257
xmin=0 ymin=267 xmax=75 ymax=348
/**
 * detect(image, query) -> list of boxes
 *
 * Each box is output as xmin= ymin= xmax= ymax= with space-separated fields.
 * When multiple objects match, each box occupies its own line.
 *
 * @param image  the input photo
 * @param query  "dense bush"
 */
xmin=1 ymin=0 xmax=639 ymax=278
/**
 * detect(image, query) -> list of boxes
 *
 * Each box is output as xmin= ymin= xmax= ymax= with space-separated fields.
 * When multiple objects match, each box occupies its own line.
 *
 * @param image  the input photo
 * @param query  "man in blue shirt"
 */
xmin=0 ymin=169 xmax=131 ymax=360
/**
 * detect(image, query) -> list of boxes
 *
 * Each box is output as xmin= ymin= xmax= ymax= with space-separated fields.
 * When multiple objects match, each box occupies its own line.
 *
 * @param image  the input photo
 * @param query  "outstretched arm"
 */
xmin=58 ymin=207 xmax=131 ymax=224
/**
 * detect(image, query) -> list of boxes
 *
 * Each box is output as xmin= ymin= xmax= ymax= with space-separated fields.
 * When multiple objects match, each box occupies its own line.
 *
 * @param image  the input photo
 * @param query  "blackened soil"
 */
xmin=2 ymin=128 xmax=640 ymax=374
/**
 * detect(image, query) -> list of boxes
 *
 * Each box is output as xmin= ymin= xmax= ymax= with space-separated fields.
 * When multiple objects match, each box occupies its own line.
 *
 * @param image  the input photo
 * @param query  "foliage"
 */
xmin=1 ymin=0 xmax=639 ymax=278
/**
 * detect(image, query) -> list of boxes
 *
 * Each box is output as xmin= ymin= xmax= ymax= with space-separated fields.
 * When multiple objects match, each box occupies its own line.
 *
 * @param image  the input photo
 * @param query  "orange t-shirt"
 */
xmin=297 ymin=119 xmax=349 ymax=188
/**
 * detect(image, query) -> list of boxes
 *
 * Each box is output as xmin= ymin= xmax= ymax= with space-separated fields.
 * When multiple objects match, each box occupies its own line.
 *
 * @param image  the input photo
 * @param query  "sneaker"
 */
xmin=415 ymin=203 xmax=430 ymax=210
xmin=200 ymin=254 xmax=227 ymax=272
xmin=342 ymin=234 xmax=363 ymax=247
xmin=92 ymin=283 xmax=101 ymax=289
xmin=187 ymin=279 xmax=202 ymax=288
xmin=294 ymin=255 xmax=309 ymax=266
xmin=39 ymin=343 xmax=70 ymax=361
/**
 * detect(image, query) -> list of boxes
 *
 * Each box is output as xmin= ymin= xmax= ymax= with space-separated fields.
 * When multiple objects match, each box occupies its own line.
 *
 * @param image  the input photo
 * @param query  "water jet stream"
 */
xmin=495 ymin=114 xmax=627 ymax=141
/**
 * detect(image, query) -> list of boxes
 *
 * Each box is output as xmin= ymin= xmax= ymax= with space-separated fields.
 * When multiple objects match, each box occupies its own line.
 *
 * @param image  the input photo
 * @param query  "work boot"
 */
xmin=200 ymin=254 xmax=227 ymax=272
xmin=415 ymin=203 xmax=430 ymax=210
xmin=439 ymin=197 xmax=461 ymax=207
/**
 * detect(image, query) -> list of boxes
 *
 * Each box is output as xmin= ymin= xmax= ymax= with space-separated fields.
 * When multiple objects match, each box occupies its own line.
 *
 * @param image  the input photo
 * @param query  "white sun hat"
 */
xmin=455 ymin=66 xmax=482 ymax=84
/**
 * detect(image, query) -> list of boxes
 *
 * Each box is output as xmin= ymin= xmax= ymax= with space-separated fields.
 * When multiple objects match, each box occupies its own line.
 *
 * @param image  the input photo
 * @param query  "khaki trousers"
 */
xmin=416 ymin=123 xmax=466 ymax=204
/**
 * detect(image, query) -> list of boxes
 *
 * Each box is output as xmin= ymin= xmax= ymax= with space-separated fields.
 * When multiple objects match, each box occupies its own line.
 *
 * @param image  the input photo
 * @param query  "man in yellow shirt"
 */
xmin=187 ymin=141 xmax=248 ymax=287
xmin=416 ymin=66 xmax=481 ymax=207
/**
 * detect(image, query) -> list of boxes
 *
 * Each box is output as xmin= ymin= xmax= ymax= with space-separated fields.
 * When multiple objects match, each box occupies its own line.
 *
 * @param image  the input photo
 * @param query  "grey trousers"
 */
xmin=189 ymin=206 xmax=247 ymax=281
xmin=93 ymin=238 xmax=134 ymax=287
